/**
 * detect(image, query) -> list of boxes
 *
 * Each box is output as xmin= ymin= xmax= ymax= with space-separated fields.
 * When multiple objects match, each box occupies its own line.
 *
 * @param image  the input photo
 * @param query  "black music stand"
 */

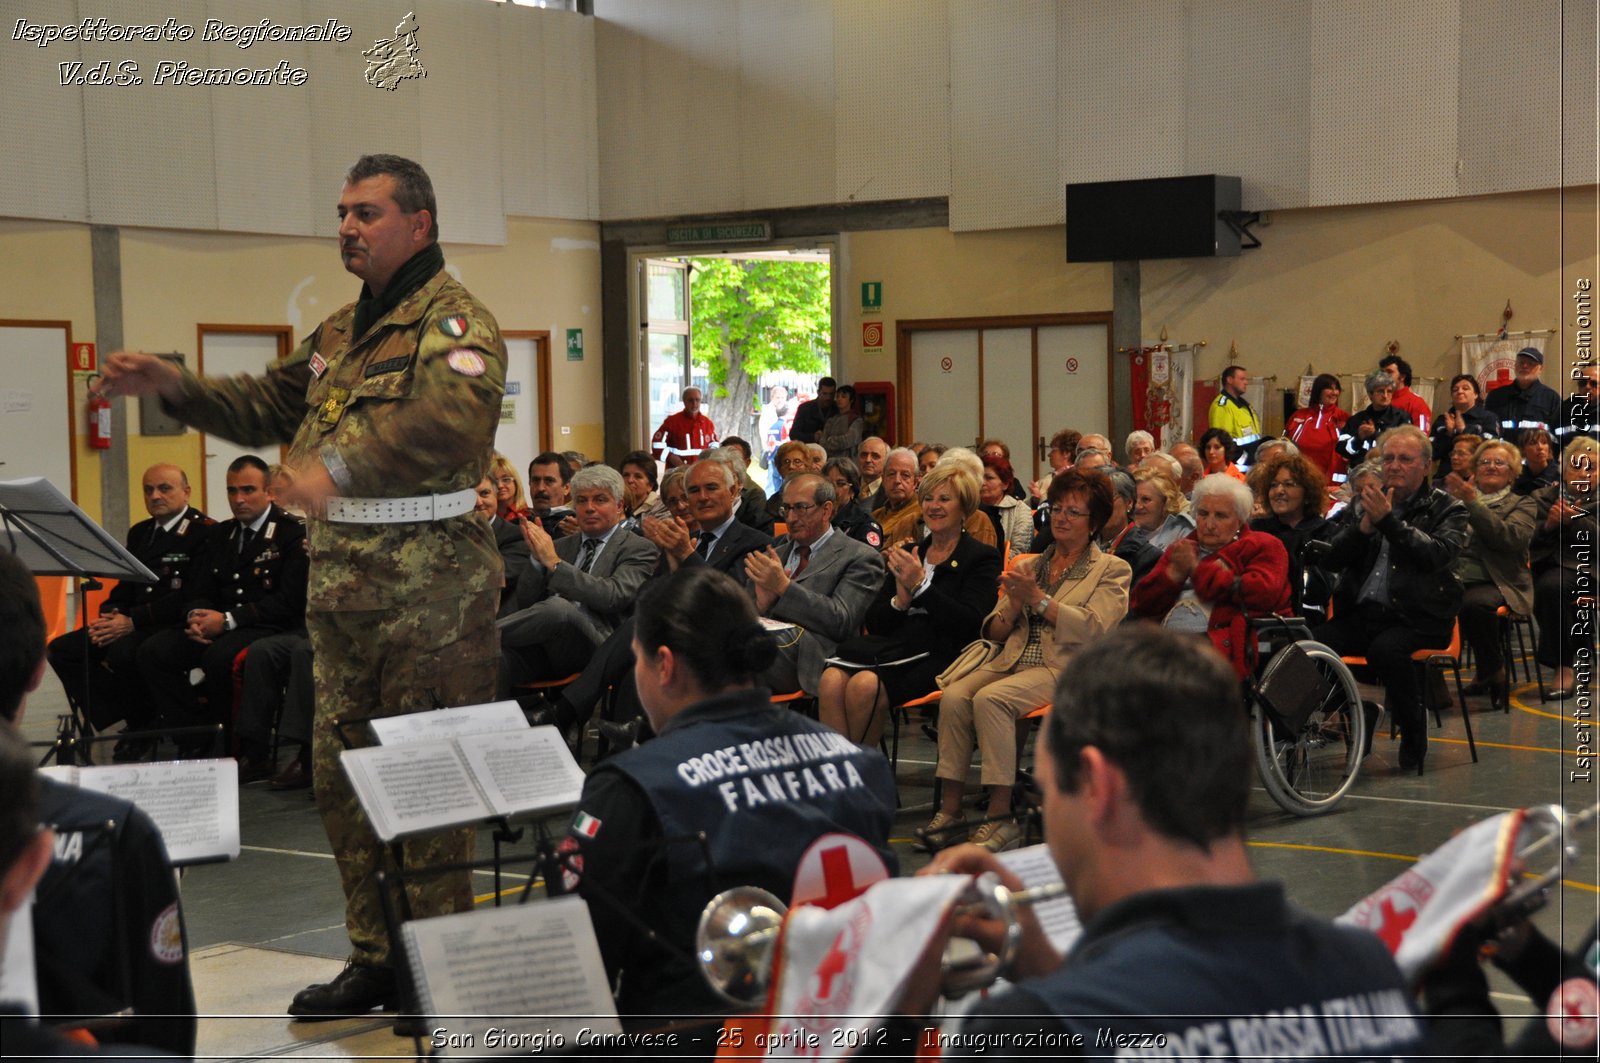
xmin=0 ymin=477 xmax=158 ymax=763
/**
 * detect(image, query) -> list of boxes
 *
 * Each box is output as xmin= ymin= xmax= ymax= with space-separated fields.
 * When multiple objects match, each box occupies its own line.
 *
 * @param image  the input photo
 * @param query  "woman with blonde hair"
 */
xmin=488 ymin=452 xmax=529 ymax=523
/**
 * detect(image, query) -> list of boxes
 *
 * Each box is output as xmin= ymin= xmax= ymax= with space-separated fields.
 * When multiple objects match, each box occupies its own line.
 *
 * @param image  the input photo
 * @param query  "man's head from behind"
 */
xmin=1042 ymin=627 xmax=1249 ymax=916
xmin=0 ymin=724 xmax=50 ymax=948
xmin=142 ymin=464 xmax=191 ymax=521
xmin=527 ymin=452 xmax=573 ymax=514
xmin=0 ymin=549 xmax=46 ymax=724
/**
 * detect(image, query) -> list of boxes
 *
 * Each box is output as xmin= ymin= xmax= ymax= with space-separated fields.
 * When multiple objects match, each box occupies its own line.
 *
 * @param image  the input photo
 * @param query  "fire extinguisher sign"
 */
xmin=72 ymin=343 xmax=96 ymax=373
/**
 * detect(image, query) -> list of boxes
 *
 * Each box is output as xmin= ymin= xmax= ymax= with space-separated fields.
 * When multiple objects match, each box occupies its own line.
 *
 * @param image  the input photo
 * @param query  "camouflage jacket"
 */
xmin=166 ymin=267 xmax=507 ymax=611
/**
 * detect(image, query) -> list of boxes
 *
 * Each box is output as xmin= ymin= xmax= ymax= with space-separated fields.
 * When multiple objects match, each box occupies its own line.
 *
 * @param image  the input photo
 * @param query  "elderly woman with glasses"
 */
xmin=1440 ymin=438 xmax=1536 ymax=701
xmin=919 ymin=471 xmax=1130 ymax=854
xmin=1131 ymin=473 xmax=1292 ymax=678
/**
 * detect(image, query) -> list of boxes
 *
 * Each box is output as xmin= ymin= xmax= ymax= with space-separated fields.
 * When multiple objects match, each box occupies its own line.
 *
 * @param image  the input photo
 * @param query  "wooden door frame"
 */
xmin=195 ymin=324 xmax=293 ymax=515
xmin=0 ymin=318 xmax=77 ymax=502
xmin=895 ymin=312 xmax=1114 ymax=453
xmin=503 ymin=330 xmax=554 ymax=454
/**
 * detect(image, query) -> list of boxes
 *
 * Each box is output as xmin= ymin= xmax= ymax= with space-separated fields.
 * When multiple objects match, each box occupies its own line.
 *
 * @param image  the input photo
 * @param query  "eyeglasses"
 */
xmin=1053 ymin=507 xmax=1092 ymax=521
xmin=1580 ymin=379 xmax=1600 ymax=389
xmin=777 ymin=502 xmax=822 ymax=516
xmin=1477 ymin=457 xmax=1512 ymax=468
xmin=494 ymin=476 xmax=517 ymax=486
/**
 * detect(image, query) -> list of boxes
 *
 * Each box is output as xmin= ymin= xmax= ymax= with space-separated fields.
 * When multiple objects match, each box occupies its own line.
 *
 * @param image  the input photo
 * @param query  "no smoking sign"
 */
xmin=1065 ymin=357 xmax=1080 ymax=374
xmin=940 ymin=357 xmax=953 ymax=373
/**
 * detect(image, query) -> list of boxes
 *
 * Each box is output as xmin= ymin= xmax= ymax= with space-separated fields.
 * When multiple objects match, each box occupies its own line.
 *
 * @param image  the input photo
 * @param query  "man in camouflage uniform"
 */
xmin=96 ymin=155 xmax=506 ymax=1019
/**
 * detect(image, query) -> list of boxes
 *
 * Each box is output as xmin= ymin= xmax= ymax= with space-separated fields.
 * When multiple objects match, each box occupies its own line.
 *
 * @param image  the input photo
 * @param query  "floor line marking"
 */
xmin=1246 ymin=840 xmax=1599 ymax=894
xmin=1336 ymin=793 xmax=1515 ymax=813
xmin=1432 ymin=736 xmax=1587 ymax=758
xmin=256 ymin=922 xmax=347 ymax=944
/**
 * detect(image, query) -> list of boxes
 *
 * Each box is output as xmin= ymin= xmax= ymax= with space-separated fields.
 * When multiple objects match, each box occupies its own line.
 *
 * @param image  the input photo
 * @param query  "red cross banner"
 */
xmin=1337 ymin=810 xmax=1524 ymax=985
xmin=764 ymin=875 xmax=970 ymax=1059
xmin=1462 ymin=334 xmax=1547 ymax=397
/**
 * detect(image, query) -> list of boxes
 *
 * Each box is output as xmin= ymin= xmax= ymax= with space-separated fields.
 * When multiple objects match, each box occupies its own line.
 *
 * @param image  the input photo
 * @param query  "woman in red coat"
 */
xmin=1286 ymin=373 xmax=1349 ymax=487
xmin=1130 ymin=473 xmax=1292 ymax=677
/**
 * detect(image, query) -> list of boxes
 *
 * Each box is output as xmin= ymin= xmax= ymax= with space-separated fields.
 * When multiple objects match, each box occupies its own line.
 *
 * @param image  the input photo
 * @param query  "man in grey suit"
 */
xmin=744 ymin=473 xmax=886 ymax=694
xmin=497 ymin=464 xmax=657 ymax=695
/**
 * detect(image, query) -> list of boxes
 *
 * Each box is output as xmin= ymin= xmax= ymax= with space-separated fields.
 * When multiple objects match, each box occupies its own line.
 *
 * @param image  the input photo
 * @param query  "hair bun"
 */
xmin=732 ymin=626 xmax=779 ymax=674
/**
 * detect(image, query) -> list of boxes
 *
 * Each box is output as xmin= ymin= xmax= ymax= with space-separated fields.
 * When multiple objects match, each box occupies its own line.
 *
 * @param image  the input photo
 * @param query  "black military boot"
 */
xmin=287 ymin=962 xmax=397 ymax=1019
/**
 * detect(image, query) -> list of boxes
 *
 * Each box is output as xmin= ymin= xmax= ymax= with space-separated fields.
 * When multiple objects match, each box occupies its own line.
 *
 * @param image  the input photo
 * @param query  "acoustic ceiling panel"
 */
xmin=1560 ymin=0 xmax=1598 ymax=187
xmin=537 ymin=12 xmax=601 ymax=220
xmin=736 ymin=0 xmax=835 ymax=211
xmin=833 ymin=0 xmax=950 ymax=204
xmin=1184 ymin=0 xmax=1311 ymax=211
xmin=498 ymin=9 xmax=549 ymax=218
xmin=0 ymin=0 xmax=90 ymax=222
xmin=1308 ymin=0 xmax=1460 ymax=207
xmin=1457 ymin=0 xmax=1561 ymax=196
xmin=1058 ymin=0 xmax=1188 ymax=188
xmin=948 ymin=0 xmax=1059 ymax=232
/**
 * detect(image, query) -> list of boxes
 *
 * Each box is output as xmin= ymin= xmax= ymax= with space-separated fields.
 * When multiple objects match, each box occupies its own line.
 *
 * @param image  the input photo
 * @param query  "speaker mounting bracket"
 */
xmin=1218 ymin=210 xmax=1262 ymax=250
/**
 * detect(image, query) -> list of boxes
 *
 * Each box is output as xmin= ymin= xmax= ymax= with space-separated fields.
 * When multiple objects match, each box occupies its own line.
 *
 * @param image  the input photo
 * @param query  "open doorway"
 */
xmin=637 ymin=247 xmax=833 ymax=485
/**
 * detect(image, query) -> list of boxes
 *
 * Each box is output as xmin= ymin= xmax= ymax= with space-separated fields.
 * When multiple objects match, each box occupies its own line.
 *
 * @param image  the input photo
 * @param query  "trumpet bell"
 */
xmin=697 ymin=886 xmax=788 ymax=1006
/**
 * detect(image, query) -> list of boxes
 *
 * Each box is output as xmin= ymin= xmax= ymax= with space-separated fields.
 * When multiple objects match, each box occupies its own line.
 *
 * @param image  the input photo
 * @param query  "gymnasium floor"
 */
xmin=17 ymin=654 xmax=1599 ymax=1060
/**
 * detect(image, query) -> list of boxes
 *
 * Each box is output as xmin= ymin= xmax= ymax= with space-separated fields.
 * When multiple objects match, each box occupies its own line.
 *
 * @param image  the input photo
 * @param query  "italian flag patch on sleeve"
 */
xmin=571 ymin=811 xmax=602 ymax=839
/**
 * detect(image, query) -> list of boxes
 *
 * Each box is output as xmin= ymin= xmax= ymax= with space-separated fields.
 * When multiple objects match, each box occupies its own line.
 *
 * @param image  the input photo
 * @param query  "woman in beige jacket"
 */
xmin=920 ymin=470 xmax=1130 ymax=853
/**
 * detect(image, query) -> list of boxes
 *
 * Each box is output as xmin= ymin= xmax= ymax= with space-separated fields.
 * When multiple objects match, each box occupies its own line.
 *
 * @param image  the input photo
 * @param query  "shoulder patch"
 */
xmin=150 ymin=902 xmax=184 ymax=965
xmin=446 ymin=349 xmax=487 ymax=377
xmin=439 ymin=314 xmax=469 ymax=338
xmin=1215 ymin=395 xmax=1227 ymax=406
xmin=309 ymin=352 xmax=327 ymax=379
xmin=866 ymin=529 xmax=882 ymax=548
xmin=365 ymin=356 xmax=412 ymax=378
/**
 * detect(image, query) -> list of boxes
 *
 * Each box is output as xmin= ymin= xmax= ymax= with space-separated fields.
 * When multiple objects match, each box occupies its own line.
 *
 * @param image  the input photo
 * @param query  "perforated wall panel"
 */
xmin=208 ymin=0 xmax=314 ymax=237
xmin=594 ymin=0 xmax=740 ymax=218
xmin=1457 ymin=0 xmax=1560 ymax=196
xmin=537 ymin=13 xmax=601 ymax=220
xmin=1308 ymin=0 xmax=1460 ymax=207
xmin=1184 ymin=0 xmax=1310 ymax=211
xmin=1 ymin=0 xmax=89 ymax=222
xmin=80 ymin=0 xmax=219 ymax=229
xmin=833 ymin=0 xmax=950 ymax=204
xmin=1058 ymin=0 xmax=1188 ymax=191
xmin=948 ymin=0 xmax=1058 ymax=233
xmin=736 ymin=0 xmax=835 ymax=210
xmin=1560 ymin=0 xmax=1598 ymax=187
xmin=415 ymin=0 xmax=506 ymax=246
xmin=499 ymin=10 xmax=550 ymax=219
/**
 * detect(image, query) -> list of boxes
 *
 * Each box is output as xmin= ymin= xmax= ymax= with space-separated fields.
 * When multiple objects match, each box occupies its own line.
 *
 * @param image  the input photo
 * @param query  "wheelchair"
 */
xmin=1245 ymin=616 xmax=1366 ymax=816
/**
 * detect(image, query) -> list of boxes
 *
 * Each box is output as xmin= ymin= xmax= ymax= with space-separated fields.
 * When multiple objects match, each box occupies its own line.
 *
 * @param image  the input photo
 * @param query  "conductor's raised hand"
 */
xmin=95 ymin=352 xmax=184 ymax=402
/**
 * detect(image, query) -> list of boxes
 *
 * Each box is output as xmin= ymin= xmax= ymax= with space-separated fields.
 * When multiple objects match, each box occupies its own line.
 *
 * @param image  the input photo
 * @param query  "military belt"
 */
xmin=325 ymin=489 xmax=476 ymax=524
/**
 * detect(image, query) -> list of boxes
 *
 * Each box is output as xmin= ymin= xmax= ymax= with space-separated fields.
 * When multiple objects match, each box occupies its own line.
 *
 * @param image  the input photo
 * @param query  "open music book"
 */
xmin=997 ymin=844 xmax=1083 ymax=955
xmin=38 ymin=759 xmax=240 ymax=865
xmin=401 ymin=896 xmax=620 ymax=1055
xmin=340 ymin=727 xmax=584 ymax=842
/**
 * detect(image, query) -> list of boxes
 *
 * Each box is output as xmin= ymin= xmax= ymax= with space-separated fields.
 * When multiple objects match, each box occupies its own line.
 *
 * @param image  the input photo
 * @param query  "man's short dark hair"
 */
xmin=1222 ymin=365 xmax=1247 ymax=387
xmin=1379 ymin=353 xmax=1413 ymax=387
xmin=817 ymin=376 xmax=837 ymax=390
xmin=226 ymin=454 xmax=271 ymax=478
xmin=722 ymin=436 xmax=753 ymax=462
xmin=530 ymin=452 xmax=574 ymax=485
xmin=346 ymin=154 xmax=438 ymax=243
xmin=0 ymin=549 xmax=45 ymax=724
xmin=1045 ymin=627 xmax=1249 ymax=850
xmin=785 ymin=473 xmax=835 ymax=507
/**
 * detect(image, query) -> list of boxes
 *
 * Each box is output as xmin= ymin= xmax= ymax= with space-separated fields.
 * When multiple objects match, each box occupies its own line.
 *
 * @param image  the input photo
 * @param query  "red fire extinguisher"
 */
xmin=87 ymin=375 xmax=112 ymax=449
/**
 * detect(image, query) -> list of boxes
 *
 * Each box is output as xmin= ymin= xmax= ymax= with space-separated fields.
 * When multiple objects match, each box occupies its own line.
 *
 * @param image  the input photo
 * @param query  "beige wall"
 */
xmin=0 ymin=215 xmax=602 ymax=521
xmin=833 ymin=187 xmax=1599 ymax=440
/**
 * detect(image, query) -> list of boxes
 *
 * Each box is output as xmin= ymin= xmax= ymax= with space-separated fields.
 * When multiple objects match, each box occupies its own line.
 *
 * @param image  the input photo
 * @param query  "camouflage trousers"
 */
xmin=308 ymin=589 xmax=500 ymax=967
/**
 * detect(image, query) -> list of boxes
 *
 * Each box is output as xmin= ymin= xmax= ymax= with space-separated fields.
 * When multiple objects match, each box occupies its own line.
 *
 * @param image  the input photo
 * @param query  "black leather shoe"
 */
xmin=1463 ymin=674 xmax=1506 ymax=697
xmin=238 ymin=757 xmax=275 ymax=784
xmin=287 ymin=962 xmax=397 ymax=1020
xmin=268 ymin=759 xmax=312 ymax=791
xmin=1398 ymin=748 xmax=1425 ymax=776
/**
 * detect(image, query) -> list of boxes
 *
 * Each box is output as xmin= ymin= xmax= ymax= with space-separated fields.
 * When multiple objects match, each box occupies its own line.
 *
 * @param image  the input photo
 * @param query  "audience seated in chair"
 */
xmin=1248 ymin=449 xmax=1335 ymax=624
xmin=475 ymin=476 xmax=532 ymax=617
xmin=817 ymin=463 xmax=1001 ymax=747
xmin=1530 ymin=435 xmax=1600 ymax=699
xmin=922 ymin=470 xmax=1130 ymax=855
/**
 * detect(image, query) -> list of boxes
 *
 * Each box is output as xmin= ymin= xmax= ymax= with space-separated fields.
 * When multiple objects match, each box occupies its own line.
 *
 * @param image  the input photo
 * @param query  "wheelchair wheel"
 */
xmin=1251 ymin=640 xmax=1364 ymax=815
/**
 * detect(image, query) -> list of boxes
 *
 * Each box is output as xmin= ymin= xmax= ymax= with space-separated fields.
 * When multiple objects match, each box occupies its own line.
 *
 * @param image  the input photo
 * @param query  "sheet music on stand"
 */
xmin=401 ymin=896 xmax=620 ymax=1055
xmin=368 ymin=701 xmax=529 ymax=746
xmin=341 ymin=727 xmax=584 ymax=842
xmin=0 ymin=478 xmax=157 ymax=582
xmin=997 ymin=844 xmax=1082 ymax=955
xmin=38 ymin=759 xmax=241 ymax=865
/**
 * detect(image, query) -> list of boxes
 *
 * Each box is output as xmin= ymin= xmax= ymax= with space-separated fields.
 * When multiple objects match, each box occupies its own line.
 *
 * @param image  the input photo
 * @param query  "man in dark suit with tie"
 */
xmin=497 ymin=464 xmax=657 ymax=695
xmin=46 ymin=463 xmax=215 ymax=740
xmin=137 ymin=455 xmax=308 ymax=747
xmin=745 ymin=473 xmax=885 ymax=694
xmin=677 ymin=455 xmax=774 ymax=575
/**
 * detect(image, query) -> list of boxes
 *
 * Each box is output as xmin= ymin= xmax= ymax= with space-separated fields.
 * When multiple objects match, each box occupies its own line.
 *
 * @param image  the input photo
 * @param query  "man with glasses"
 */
xmin=1556 ymin=362 xmax=1600 ymax=445
xmin=1310 ymin=426 xmax=1467 ymax=773
xmin=744 ymin=473 xmax=885 ymax=694
xmin=1485 ymin=347 xmax=1561 ymax=439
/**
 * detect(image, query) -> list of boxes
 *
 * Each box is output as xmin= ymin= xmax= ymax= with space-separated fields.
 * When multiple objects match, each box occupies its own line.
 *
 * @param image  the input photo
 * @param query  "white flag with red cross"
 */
xmin=764 ymin=875 xmax=970 ymax=1060
xmin=1337 ymin=809 xmax=1524 ymax=985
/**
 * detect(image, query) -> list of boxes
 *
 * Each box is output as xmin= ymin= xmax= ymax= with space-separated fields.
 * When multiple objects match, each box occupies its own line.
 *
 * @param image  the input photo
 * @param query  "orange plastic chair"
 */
xmin=36 ymin=577 xmax=68 ymax=641
xmin=1339 ymin=620 xmax=1476 ymax=770
xmin=81 ymin=577 xmax=119 ymax=622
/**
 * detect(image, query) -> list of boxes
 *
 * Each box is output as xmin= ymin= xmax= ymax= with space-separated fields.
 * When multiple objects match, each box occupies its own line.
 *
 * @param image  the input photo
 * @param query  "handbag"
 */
xmin=935 ymin=638 xmax=1002 ymax=689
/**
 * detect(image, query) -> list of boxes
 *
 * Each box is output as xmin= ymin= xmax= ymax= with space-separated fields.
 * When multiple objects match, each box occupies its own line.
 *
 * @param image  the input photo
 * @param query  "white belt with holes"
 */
xmin=325 ymin=489 xmax=477 ymax=524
